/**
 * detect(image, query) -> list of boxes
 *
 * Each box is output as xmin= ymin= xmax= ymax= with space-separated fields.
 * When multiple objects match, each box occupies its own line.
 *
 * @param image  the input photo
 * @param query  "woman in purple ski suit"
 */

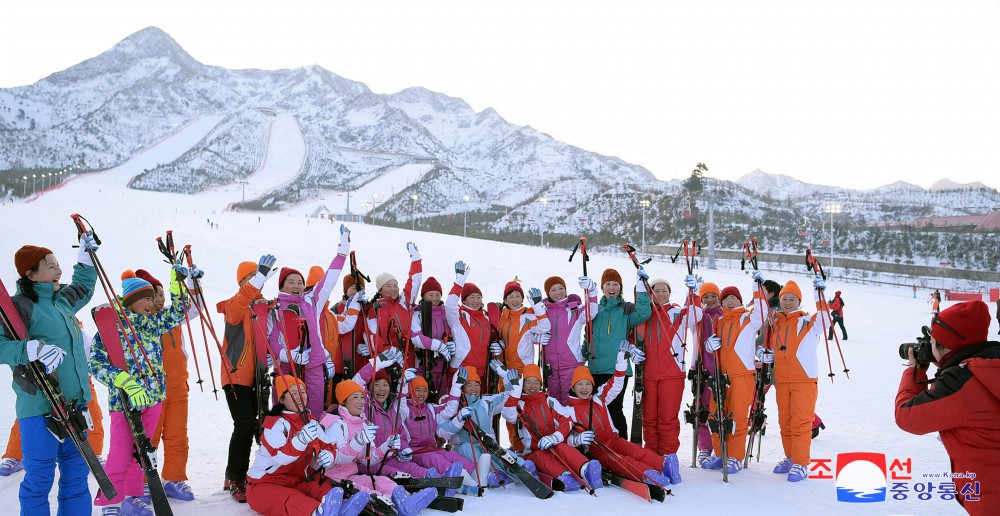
xmin=410 ymin=276 xmax=456 ymax=403
xmin=540 ymin=276 xmax=598 ymax=405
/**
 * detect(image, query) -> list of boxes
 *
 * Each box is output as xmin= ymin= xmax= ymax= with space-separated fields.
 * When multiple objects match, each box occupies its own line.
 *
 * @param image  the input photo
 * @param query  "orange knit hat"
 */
xmin=570 ymin=366 xmax=594 ymax=391
xmin=274 ymin=375 xmax=307 ymax=402
xmin=409 ymin=376 xmax=429 ymax=398
xmin=335 ymin=379 xmax=365 ymax=405
xmin=522 ymin=363 xmax=543 ymax=383
xmin=306 ymin=265 xmax=324 ymax=288
xmin=780 ymin=281 xmax=803 ymax=301
xmin=465 ymin=366 xmax=482 ymax=385
xmin=237 ymin=261 xmax=257 ymax=285
xmin=699 ymin=282 xmax=721 ymax=299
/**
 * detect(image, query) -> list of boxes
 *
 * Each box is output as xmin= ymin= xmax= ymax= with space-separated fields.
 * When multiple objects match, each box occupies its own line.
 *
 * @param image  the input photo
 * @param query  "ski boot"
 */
xmin=229 ymin=478 xmax=248 ymax=503
xmin=581 ymin=459 xmax=603 ymax=490
xmin=773 ymin=457 xmax=793 ymax=474
xmin=662 ymin=453 xmax=681 ymax=484
xmin=725 ymin=457 xmax=743 ymax=474
xmin=523 ymin=459 xmax=539 ymax=480
xmin=787 ymin=464 xmax=808 ymax=482
xmin=101 ymin=507 xmax=121 ymax=516
xmin=120 ymin=496 xmax=154 ymax=516
xmin=442 ymin=461 xmax=463 ymax=497
xmin=0 ymin=458 xmax=23 ymax=476
xmin=643 ymin=469 xmax=670 ymax=487
xmin=696 ymin=449 xmax=712 ymax=468
xmin=164 ymin=481 xmax=195 ymax=501
xmin=701 ymin=455 xmax=724 ymax=470
xmin=556 ymin=471 xmax=581 ymax=491
xmin=391 ymin=485 xmax=436 ymax=516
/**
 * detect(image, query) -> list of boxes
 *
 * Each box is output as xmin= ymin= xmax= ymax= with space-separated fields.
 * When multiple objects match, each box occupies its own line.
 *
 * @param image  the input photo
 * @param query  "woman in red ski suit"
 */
xmin=362 ymin=243 xmax=422 ymax=367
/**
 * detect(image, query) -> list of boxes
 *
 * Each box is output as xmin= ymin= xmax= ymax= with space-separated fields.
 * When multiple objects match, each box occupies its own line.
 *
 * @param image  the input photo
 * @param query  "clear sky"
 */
xmin=2 ymin=0 xmax=998 ymax=190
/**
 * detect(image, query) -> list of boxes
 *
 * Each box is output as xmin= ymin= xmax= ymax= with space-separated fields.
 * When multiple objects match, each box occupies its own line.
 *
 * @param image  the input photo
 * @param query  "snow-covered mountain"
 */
xmin=2 ymin=27 xmax=999 ymax=272
xmin=929 ymin=178 xmax=991 ymax=192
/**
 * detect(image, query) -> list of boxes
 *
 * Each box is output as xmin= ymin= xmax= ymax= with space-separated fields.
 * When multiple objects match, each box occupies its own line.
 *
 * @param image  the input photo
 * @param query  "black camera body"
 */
xmin=899 ymin=327 xmax=934 ymax=368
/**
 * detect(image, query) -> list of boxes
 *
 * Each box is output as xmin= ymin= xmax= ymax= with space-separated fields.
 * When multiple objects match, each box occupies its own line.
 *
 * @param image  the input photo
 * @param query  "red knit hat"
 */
xmin=720 ymin=286 xmax=742 ymax=304
xmin=503 ymin=280 xmax=523 ymax=300
xmin=779 ymin=281 xmax=802 ymax=301
xmin=931 ymin=300 xmax=991 ymax=351
xmin=421 ymin=276 xmax=442 ymax=297
xmin=374 ymin=369 xmax=392 ymax=387
xmin=461 ymin=282 xmax=482 ymax=301
xmin=279 ymin=267 xmax=304 ymax=289
xmin=544 ymin=276 xmax=566 ymax=297
xmin=15 ymin=245 xmax=53 ymax=278
xmin=134 ymin=269 xmax=163 ymax=289
xmin=601 ymin=268 xmax=623 ymax=287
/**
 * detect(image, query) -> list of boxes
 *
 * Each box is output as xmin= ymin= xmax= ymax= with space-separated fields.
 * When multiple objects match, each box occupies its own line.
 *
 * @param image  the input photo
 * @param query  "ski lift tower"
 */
xmin=825 ymin=202 xmax=843 ymax=272
xmin=707 ymin=179 xmax=716 ymax=270
xmin=639 ymin=199 xmax=650 ymax=254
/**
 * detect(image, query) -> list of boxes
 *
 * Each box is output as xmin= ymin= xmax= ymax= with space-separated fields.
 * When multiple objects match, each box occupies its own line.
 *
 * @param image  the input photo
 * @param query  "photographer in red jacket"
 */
xmin=895 ymin=300 xmax=1000 ymax=515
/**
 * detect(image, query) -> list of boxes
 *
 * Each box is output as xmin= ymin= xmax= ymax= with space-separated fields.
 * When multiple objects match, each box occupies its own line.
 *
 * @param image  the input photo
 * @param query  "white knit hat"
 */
xmin=649 ymin=278 xmax=671 ymax=292
xmin=375 ymin=272 xmax=398 ymax=293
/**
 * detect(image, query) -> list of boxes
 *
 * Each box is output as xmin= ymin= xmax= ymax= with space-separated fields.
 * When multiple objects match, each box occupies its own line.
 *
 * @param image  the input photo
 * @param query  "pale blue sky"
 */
xmin=2 ymin=0 xmax=998 ymax=190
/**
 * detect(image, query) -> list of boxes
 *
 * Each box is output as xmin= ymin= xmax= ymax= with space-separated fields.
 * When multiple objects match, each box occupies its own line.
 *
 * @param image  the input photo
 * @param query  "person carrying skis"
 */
xmin=350 ymin=351 xmax=439 ymax=479
xmin=0 ymin=235 xmax=98 ymax=514
xmin=218 ymin=254 xmax=279 ymax=502
xmin=403 ymin=375 xmax=478 ymax=493
xmin=134 ymin=268 xmax=195 ymax=501
xmin=361 ymin=243 xmax=422 ymax=367
xmin=90 ymin=265 xmax=197 ymax=515
xmin=560 ymin=341 xmax=672 ymax=486
xmin=269 ymin=225 xmax=355 ymax=416
xmin=493 ymin=280 xmax=550 ymax=449
xmin=634 ymin=277 xmax=694 ymax=484
xmin=690 ymin=279 xmax=722 ymax=466
xmin=445 ymin=261 xmax=495 ymax=394
xmin=321 ymin=378 xmax=438 ymax=516
xmin=584 ymin=267 xmax=651 ymax=439
xmin=701 ymin=279 xmax=768 ymax=475
xmin=2 ymin=319 xmax=106 ymax=478
xmin=540 ymin=276 xmax=596 ymax=405
xmin=246 ymin=375 xmax=370 ymax=516
xmin=827 ymin=290 xmax=847 ymax=340
xmin=503 ymin=363 xmax=603 ymax=491
xmin=437 ymin=365 xmax=525 ymax=490
xmin=410 ymin=276 xmax=456 ymax=402
xmin=761 ymin=276 xmax=830 ymax=482
xmin=334 ymin=274 xmax=366 ymax=379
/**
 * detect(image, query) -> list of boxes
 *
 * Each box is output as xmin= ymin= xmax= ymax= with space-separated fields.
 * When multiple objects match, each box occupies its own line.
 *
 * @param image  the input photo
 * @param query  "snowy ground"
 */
xmin=0 ymin=128 xmax=976 ymax=515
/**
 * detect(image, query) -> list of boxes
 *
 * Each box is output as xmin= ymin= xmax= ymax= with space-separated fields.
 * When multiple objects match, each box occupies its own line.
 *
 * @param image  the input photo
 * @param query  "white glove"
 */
xmin=751 ymin=271 xmax=765 ymax=283
xmin=489 ymin=342 xmax=504 ymax=357
xmin=293 ymin=420 xmax=321 ymax=451
xmin=431 ymin=339 xmax=452 ymax=361
xmin=506 ymin=368 xmax=519 ymax=385
xmin=27 ymin=340 xmax=67 ymax=374
xmin=406 ymin=242 xmax=420 ymax=261
xmin=352 ymin=290 xmax=368 ymax=305
xmin=352 ymin=423 xmax=378 ymax=449
xmin=337 ymin=225 xmax=351 ymax=255
xmin=290 ymin=348 xmax=310 ymax=365
xmin=813 ymin=275 xmax=826 ymax=291
xmin=279 ymin=348 xmax=290 ymax=363
xmin=636 ymin=267 xmax=649 ymax=292
xmin=528 ymin=287 xmax=543 ymax=305
xmin=569 ymin=430 xmax=596 ymax=447
xmin=756 ymin=348 xmax=774 ymax=364
xmin=684 ymin=274 xmax=699 ymax=290
xmin=454 ymin=261 xmax=470 ymax=283
xmin=457 ymin=407 xmax=472 ymax=422
xmin=189 ymin=266 xmax=205 ymax=279
xmin=537 ymin=333 xmax=550 ymax=346
xmin=376 ymin=348 xmax=403 ymax=371
xmin=403 ymin=368 xmax=417 ymax=383
xmin=705 ymin=336 xmax=722 ymax=353
xmin=398 ymin=447 xmax=413 ymax=462
xmin=381 ymin=434 xmax=402 ymax=454
xmin=77 ymin=231 xmax=98 ymax=266
xmin=250 ymin=254 xmax=279 ymax=290
xmin=631 ymin=346 xmax=646 ymax=364
xmin=357 ymin=342 xmax=371 ymax=357
xmin=538 ymin=434 xmax=560 ymax=450
xmin=325 ymin=357 xmax=336 ymax=377
xmin=489 ymin=359 xmax=507 ymax=379
xmin=578 ymin=276 xmax=596 ymax=292
xmin=315 ymin=449 xmax=334 ymax=469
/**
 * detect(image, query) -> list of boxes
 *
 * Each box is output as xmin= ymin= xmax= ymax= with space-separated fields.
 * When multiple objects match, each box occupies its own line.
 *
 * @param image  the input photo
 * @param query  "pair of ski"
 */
xmin=92 ymin=305 xmax=173 ymax=515
xmin=534 ymin=470 xmax=668 ymax=502
xmin=0 ymin=280 xmax=118 ymax=501
xmin=392 ymin=475 xmax=464 ymax=512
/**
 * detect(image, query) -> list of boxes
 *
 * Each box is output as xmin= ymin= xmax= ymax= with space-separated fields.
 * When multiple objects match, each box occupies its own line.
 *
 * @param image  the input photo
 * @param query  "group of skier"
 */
xmin=1 ymin=223 xmax=842 ymax=516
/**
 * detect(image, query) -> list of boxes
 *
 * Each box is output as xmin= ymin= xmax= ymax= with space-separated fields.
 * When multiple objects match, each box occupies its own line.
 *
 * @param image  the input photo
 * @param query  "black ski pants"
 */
xmin=225 ymin=384 xmax=258 ymax=482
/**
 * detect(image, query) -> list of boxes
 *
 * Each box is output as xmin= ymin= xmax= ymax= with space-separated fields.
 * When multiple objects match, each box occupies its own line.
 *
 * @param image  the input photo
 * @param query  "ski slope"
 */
xmin=0 ymin=173 xmax=979 ymax=515
xmin=300 ymin=162 xmax=434 ymax=216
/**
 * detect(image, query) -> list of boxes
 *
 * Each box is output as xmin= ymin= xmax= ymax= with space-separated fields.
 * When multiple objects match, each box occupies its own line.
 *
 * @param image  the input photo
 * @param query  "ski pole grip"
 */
xmin=183 ymin=245 xmax=194 ymax=266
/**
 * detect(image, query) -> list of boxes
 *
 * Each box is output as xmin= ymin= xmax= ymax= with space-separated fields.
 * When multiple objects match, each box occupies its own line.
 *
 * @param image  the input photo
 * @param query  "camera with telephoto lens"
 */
xmin=899 ymin=326 xmax=934 ymax=368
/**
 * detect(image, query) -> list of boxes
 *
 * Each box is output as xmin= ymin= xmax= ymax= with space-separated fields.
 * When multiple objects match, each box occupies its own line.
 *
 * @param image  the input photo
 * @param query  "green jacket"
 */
xmin=586 ymin=291 xmax=651 ymax=375
xmin=0 ymin=264 xmax=96 ymax=419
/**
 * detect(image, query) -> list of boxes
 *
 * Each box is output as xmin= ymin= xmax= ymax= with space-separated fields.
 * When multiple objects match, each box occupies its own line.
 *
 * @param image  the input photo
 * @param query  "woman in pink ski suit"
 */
xmin=540 ymin=276 xmax=598 ymax=405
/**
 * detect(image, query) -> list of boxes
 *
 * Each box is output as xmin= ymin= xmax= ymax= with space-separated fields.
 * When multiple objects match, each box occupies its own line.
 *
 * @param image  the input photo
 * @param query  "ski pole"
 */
xmin=806 ymin=249 xmax=837 ymax=382
xmin=181 ymin=245 xmax=240 ymax=384
xmin=807 ymin=250 xmax=850 ymax=377
xmin=157 ymin=233 xmax=205 ymax=391
xmin=569 ymin=237 xmax=593 ymax=358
